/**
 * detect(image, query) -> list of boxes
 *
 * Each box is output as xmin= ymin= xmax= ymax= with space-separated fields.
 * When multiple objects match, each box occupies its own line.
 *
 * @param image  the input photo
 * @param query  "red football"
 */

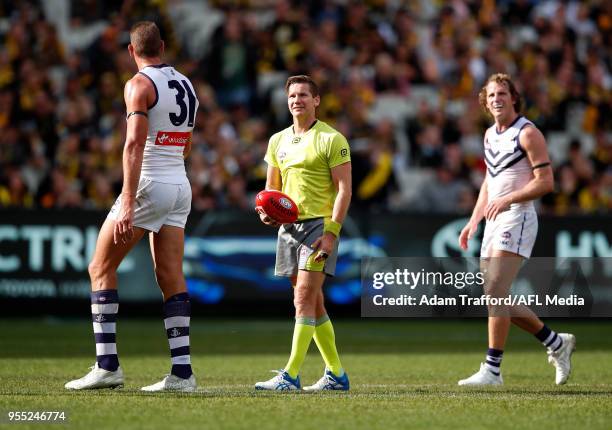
xmin=255 ymin=190 xmax=299 ymax=224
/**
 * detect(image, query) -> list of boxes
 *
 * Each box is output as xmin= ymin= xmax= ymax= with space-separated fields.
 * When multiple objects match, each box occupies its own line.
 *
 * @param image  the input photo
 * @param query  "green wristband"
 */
xmin=324 ymin=219 xmax=342 ymax=237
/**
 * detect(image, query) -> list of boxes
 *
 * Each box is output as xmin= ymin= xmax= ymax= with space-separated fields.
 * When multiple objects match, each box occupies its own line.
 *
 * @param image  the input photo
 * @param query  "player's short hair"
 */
xmin=285 ymin=75 xmax=320 ymax=97
xmin=130 ymin=21 xmax=162 ymax=58
xmin=478 ymin=73 xmax=522 ymax=115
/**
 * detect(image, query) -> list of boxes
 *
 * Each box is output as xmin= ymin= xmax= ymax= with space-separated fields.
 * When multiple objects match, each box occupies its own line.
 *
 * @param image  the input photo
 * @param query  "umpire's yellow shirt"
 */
xmin=264 ymin=120 xmax=351 ymax=220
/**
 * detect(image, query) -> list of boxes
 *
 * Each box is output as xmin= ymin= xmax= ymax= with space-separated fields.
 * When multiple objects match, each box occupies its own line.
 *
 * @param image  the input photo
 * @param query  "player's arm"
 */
xmin=114 ymin=75 xmax=151 ymax=244
xmin=459 ymin=176 xmax=488 ymax=251
xmin=484 ymin=126 xmax=554 ymax=221
xmin=313 ymin=161 xmax=352 ymax=261
xmin=258 ymin=165 xmax=283 ymax=227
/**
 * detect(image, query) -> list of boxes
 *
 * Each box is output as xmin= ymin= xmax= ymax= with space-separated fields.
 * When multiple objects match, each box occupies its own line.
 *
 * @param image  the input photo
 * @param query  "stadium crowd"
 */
xmin=0 ymin=0 xmax=610 ymax=214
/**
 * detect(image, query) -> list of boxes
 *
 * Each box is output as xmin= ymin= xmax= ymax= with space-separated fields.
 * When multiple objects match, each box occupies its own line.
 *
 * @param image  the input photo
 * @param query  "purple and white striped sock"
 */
xmin=163 ymin=292 xmax=193 ymax=379
xmin=484 ymin=348 xmax=503 ymax=375
xmin=535 ymin=325 xmax=563 ymax=352
xmin=91 ymin=290 xmax=119 ymax=371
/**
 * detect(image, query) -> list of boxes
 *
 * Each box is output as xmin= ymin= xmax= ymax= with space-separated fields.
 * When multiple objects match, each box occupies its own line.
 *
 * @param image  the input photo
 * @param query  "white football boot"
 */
xmin=65 ymin=363 xmax=124 ymax=390
xmin=458 ymin=363 xmax=503 ymax=386
xmin=547 ymin=333 xmax=576 ymax=385
xmin=255 ymin=370 xmax=301 ymax=391
xmin=141 ymin=374 xmax=197 ymax=392
xmin=303 ymin=368 xmax=350 ymax=391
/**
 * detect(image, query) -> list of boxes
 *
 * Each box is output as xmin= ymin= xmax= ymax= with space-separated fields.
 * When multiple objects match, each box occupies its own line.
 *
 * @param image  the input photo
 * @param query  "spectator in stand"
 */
xmin=0 ymin=1 xmax=608 ymax=215
xmin=204 ymin=10 xmax=257 ymax=111
xmin=0 ymin=168 xmax=34 ymax=208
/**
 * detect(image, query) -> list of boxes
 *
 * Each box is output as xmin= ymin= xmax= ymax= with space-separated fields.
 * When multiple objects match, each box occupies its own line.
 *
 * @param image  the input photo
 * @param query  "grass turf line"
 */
xmin=0 ymin=319 xmax=611 ymax=430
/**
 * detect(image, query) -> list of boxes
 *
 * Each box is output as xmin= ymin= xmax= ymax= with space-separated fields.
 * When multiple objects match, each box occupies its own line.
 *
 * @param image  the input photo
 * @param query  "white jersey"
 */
xmin=138 ymin=64 xmax=199 ymax=184
xmin=484 ymin=116 xmax=536 ymax=212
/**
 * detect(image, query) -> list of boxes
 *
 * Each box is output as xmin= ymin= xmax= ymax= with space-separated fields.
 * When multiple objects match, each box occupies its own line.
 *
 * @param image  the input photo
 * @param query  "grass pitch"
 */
xmin=1 ymin=318 xmax=611 ymax=429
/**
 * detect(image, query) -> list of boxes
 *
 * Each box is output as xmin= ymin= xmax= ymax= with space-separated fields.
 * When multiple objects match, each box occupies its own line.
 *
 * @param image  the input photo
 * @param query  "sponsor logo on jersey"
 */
xmin=341 ymin=148 xmax=348 ymax=157
xmin=155 ymin=131 xmax=191 ymax=146
xmin=501 ymin=231 xmax=512 ymax=239
xmin=278 ymin=150 xmax=287 ymax=161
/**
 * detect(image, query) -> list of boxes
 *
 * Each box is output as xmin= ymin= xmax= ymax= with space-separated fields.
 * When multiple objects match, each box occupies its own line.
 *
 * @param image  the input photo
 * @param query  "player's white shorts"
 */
xmin=108 ymin=177 xmax=191 ymax=233
xmin=481 ymin=210 xmax=538 ymax=259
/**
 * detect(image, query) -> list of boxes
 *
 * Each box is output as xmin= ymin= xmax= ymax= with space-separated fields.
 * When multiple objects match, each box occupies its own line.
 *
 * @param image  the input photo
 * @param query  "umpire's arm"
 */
xmin=258 ymin=165 xmax=282 ymax=227
xmin=313 ymin=162 xmax=352 ymax=262
xmin=265 ymin=165 xmax=282 ymax=191
xmin=330 ymin=162 xmax=352 ymax=224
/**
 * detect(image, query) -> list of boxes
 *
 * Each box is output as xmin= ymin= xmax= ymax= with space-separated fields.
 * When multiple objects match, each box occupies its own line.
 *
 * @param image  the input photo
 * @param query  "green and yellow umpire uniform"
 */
xmin=264 ymin=120 xmax=351 ymax=276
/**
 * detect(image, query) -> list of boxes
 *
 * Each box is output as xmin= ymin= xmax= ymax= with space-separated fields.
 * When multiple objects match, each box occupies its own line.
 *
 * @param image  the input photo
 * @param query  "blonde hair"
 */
xmin=478 ymin=73 xmax=522 ymax=115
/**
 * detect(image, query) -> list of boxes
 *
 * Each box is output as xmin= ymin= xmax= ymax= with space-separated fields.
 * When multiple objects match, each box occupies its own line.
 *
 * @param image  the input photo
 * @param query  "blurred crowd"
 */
xmin=0 ymin=0 xmax=610 ymax=215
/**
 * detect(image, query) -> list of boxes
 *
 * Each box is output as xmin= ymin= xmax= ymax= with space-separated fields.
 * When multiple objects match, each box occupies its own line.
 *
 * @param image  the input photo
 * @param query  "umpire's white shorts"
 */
xmin=481 ymin=210 xmax=538 ymax=259
xmin=108 ymin=177 xmax=191 ymax=233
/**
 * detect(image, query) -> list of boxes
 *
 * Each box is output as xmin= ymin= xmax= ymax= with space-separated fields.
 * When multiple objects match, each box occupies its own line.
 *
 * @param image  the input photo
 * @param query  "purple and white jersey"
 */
xmin=138 ymin=64 xmax=199 ymax=184
xmin=484 ymin=116 xmax=536 ymax=212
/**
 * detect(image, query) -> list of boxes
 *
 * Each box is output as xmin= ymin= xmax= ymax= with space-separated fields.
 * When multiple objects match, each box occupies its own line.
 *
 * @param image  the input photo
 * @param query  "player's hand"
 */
xmin=256 ymin=207 xmax=280 ymax=227
xmin=458 ymin=221 xmax=479 ymax=251
xmin=485 ymin=196 xmax=511 ymax=221
xmin=114 ymin=195 xmax=135 ymax=245
xmin=312 ymin=232 xmax=336 ymax=262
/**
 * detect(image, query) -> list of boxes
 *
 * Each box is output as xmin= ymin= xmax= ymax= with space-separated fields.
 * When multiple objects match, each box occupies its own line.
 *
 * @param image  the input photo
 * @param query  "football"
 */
xmin=255 ymin=190 xmax=299 ymax=224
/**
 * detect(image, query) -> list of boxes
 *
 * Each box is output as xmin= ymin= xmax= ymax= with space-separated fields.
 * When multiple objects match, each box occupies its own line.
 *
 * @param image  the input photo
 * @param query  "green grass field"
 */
xmin=1 ymin=318 xmax=611 ymax=429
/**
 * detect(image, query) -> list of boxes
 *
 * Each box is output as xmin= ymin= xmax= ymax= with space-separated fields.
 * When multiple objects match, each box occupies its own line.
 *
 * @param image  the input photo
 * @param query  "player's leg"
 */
xmin=510 ymin=301 xmax=576 ymax=385
xmin=65 ymin=218 xmax=146 ymax=390
xmin=255 ymin=270 xmax=319 ymax=391
xmin=313 ymin=289 xmax=344 ymax=376
xmin=255 ymin=225 xmax=303 ymax=390
xmin=486 ymin=251 xmax=523 ymax=370
xmin=507 ymin=211 xmax=576 ymax=383
xmin=149 ymin=225 xmax=188 ymax=300
xmin=304 ymin=289 xmax=349 ymax=391
xmin=508 ymin=304 xmax=569 ymax=354
xmin=256 ymin=220 xmax=343 ymax=391
xmin=299 ymin=220 xmax=348 ymax=391
xmin=313 ymin=291 xmax=345 ymax=376
xmin=283 ymin=269 xmax=322 ymax=375
xmin=459 ymin=250 xmax=521 ymax=385
xmin=141 ymin=224 xmax=196 ymax=392
xmin=488 ymin=254 xmax=576 ymax=385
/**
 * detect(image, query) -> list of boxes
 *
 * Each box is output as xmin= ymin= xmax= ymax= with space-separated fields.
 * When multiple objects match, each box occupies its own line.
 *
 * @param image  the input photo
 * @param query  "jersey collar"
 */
xmin=292 ymin=119 xmax=318 ymax=136
xmin=495 ymin=115 xmax=522 ymax=135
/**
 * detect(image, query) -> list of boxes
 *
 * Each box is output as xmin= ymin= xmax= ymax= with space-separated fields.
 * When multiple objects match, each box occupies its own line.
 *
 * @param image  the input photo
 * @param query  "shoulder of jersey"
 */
xmin=314 ymin=121 xmax=344 ymax=140
xmin=270 ymin=126 xmax=292 ymax=142
xmin=519 ymin=118 xmax=536 ymax=131
xmin=133 ymin=72 xmax=151 ymax=83
xmin=314 ymin=120 xmax=334 ymax=132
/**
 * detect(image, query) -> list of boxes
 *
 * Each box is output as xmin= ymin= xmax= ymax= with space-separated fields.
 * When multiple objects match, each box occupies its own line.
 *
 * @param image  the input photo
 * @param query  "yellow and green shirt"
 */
xmin=264 ymin=120 xmax=351 ymax=220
